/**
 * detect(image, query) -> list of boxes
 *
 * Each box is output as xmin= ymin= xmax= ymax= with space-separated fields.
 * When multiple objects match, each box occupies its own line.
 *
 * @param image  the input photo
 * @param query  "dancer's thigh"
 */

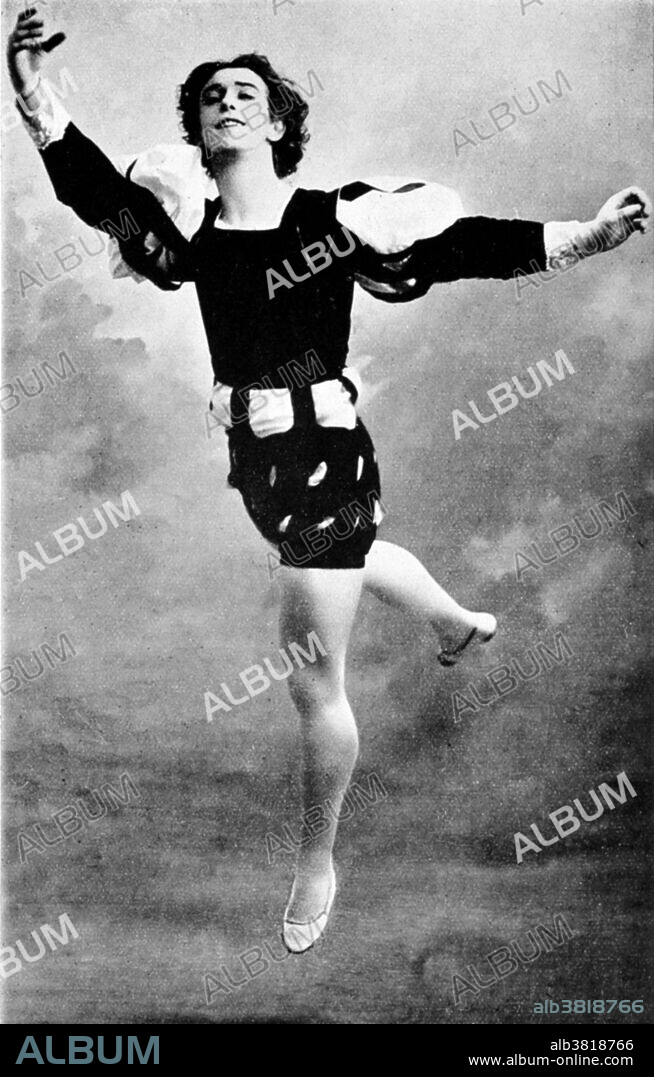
xmin=278 ymin=566 xmax=364 ymax=689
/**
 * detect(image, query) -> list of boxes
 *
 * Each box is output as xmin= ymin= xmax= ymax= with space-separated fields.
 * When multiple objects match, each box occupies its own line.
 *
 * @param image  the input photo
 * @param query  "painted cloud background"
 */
xmin=2 ymin=0 xmax=652 ymax=1024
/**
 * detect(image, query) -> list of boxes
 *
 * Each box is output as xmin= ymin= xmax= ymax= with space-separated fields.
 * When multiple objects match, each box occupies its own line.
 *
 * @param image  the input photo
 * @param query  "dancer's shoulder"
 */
xmin=107 ymin=142 xmax=211 ymax=285
xmin=116 ymin=141 xmax=214 ymax=239
xmin=335 ymin=175 xmax=465 ymax=254
xmin=120 ymin=141 xmax=206 ymax=180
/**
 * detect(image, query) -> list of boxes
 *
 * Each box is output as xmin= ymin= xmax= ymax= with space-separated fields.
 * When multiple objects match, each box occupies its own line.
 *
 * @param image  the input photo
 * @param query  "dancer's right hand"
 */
xmin=7 ymin=7 xmax=66 ymax=96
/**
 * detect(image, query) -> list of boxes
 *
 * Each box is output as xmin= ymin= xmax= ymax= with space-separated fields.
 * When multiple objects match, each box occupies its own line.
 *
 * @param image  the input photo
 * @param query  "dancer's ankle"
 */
xmin=295 ymin=851 xmax=333 ymax=878
xmin=434 ymin=609 xmax=475 ymax=636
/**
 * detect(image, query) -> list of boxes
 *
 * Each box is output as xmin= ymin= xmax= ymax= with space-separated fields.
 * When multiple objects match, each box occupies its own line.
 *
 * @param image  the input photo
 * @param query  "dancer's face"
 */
xmin=199 ymin=67 xmax=285 ymax=160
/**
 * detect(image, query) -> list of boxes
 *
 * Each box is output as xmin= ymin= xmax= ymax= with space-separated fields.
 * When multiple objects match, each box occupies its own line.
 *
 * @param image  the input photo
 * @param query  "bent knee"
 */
xmin=287 ymin=662 xmax=345 ymax=711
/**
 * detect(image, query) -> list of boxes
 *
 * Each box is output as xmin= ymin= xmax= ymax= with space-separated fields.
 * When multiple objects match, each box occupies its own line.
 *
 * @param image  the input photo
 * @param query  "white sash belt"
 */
xmin=209 ymin=367 xmax=362 ymax=438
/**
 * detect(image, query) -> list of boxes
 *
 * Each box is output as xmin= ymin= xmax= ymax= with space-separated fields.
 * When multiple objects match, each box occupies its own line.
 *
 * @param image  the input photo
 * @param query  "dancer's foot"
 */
xmin=437 ymin=612 xmax=497 ymax=667
xmin=282 ymin=860 xmax=336 ymax=954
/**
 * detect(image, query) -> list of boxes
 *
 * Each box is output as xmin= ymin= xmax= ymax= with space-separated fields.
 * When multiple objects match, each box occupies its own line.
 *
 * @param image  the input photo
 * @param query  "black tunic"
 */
xmin=193 ymin=190 xmax=358 ymax=387
xmin=192 ymin=190 xmax=380 ymax=569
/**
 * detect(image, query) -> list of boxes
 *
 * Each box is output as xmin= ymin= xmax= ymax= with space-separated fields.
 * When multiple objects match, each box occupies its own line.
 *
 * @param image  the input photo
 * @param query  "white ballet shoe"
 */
xmin=282 ymin=863 xmax=337 ymax=955
xmin=438 ymin=613 xmax=497 ymax=667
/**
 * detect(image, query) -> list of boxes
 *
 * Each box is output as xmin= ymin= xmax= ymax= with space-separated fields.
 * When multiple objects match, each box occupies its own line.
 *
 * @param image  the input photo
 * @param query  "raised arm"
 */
xmin=7 ymin=8 xmax=192 ymax=288
xmin=336 ymin=178 xmax=650 ymax=301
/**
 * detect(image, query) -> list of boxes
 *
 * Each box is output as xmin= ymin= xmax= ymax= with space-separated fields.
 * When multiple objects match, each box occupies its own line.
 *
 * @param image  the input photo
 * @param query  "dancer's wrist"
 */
xmin=571 ymin=218 xmax=607 ymax=260
xmin=544 ymin=219 xmax=583 ymax=271
xmin=16 ymin=83 xmax=70 ymax=150
xmin=16 ymin=75 xmax=42 ymax=113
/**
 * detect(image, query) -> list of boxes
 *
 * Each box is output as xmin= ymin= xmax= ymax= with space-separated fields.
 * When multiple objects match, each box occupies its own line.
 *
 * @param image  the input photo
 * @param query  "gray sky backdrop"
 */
xmin=2 ymin=0 xmax=652 ymax=1025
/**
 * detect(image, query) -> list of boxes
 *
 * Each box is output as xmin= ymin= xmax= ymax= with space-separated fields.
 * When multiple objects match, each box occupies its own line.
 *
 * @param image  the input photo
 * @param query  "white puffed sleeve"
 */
xmin=336 ymin=176 xmax=465 ymax=254
xmin=108 ymin=143 xmax=214 ymax=280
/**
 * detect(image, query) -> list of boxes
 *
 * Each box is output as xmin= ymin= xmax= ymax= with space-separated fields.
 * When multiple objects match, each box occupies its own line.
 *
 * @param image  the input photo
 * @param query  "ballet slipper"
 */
xmin=282 ymin=861 xmax=337 ymax=954
xmin=437 ymin=613 xmax=497 ymax=667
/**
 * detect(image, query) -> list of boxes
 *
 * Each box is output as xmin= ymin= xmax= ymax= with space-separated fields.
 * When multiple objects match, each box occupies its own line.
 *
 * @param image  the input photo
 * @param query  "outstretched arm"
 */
xmin=7 ymin=8 xmax=192 ymax=288
xmin=421 ymin=187 xmax=651 ymax=283
xmin=336 ymin=178 xmax=650 ymax=301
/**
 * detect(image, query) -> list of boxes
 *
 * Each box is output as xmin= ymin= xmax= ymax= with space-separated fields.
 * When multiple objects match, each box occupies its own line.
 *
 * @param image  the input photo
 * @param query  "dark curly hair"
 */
xmin=177 ymin=54 xmax=310 ymax=178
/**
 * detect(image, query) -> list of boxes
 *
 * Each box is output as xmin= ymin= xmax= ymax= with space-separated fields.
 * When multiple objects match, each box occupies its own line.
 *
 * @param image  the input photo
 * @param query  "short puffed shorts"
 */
xmin=227 ymin=417 xmax=383 ymax=569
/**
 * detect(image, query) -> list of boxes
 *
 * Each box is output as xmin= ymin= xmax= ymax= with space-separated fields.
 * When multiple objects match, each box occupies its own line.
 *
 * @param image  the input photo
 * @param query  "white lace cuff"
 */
xmin=17 ymin=81 xmax=71 ymax=150
xmin=544 ymin=219 xmax=585 ymax=271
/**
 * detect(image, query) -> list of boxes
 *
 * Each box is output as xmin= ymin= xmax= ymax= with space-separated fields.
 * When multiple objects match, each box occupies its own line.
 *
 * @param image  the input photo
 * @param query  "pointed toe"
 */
xmin=282 ymin=865 xmax=336 ymax=955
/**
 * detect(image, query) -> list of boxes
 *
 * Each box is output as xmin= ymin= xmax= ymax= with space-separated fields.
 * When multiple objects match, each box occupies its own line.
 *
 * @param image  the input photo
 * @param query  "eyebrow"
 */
xmin=202 ymin=80 xmax=261 ymax=93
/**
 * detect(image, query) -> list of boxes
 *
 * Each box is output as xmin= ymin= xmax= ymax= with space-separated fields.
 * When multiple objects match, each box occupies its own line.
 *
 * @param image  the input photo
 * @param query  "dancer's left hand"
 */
xmin=590 ymin=186 xmax=651 ymax=249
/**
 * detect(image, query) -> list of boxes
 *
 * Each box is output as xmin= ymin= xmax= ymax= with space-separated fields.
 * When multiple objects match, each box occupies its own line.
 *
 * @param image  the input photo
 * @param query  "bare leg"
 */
xmin=279 ymin=564 xmax=364 ymax=926
xmin=363 ymin=539 xmax=495 ymax=649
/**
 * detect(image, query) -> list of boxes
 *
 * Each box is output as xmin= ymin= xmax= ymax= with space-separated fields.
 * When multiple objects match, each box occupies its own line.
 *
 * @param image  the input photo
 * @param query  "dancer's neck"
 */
xmin=210 ymin=150 xmax=291 ymax=229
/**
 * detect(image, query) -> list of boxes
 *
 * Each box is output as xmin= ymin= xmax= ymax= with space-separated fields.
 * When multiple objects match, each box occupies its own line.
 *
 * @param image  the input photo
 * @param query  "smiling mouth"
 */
xmin=216 ymin=119 xmax=245 ymax=129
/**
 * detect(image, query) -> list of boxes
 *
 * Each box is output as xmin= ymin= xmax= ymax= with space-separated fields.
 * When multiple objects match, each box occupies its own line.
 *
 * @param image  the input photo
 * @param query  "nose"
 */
xmin=219 ymin=91 xmax=238 ymax=112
